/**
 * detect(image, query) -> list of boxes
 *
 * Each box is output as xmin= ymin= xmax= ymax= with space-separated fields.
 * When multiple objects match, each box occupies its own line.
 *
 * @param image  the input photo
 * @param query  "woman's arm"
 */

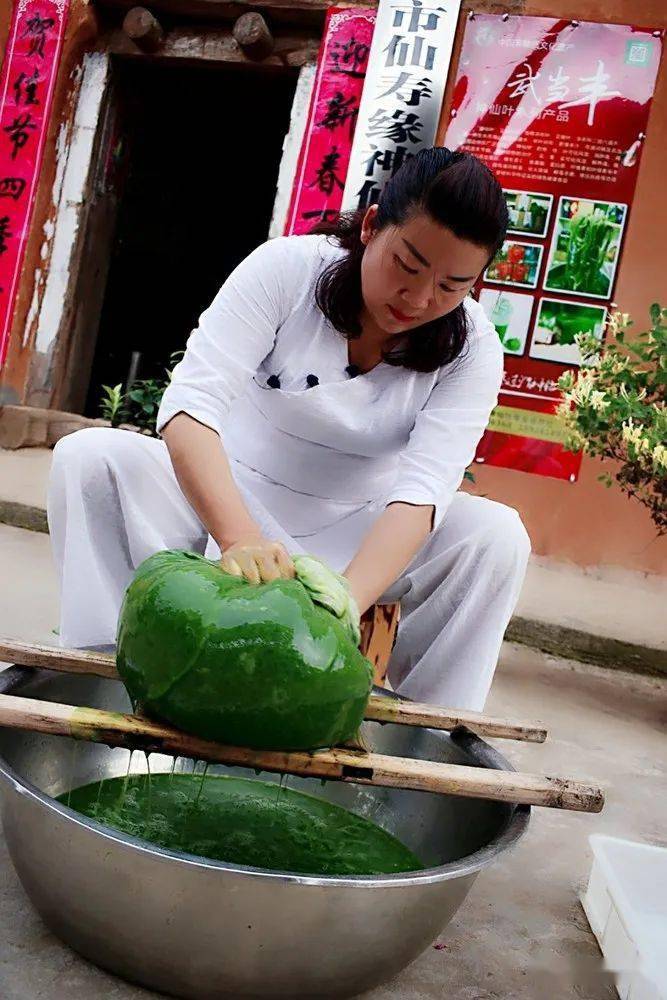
xmin=343 ymin=502 xmax=433 ymax=615
xmin=162 ymin=413 xmax=294 ymax=582
xmin=345 ymin=303 xmax=503 ymax=614
xmin=155 ymin=237 xmax=305 ymax=583
xmin=162 ymin=413 xmax=261 ymax=550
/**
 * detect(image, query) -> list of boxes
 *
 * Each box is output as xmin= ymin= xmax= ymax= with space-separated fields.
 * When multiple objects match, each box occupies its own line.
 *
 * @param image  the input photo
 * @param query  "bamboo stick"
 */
xmin=0 ymin=638 xmax=118 ymax=679
xmin=0 ymin=637 xmax=547 ymax=743
xmin=364 ymin=698 xmax=547 ymax=744
xmin=0 ymin=693 xmax=602 ymax=812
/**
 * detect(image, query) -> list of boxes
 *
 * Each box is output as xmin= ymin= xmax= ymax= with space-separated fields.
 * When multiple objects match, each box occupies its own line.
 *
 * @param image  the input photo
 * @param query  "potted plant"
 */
xmin=557 ymin=305 xmax=667 ymax=532
xmin=99 ymin=351 xmax=184 ymax=436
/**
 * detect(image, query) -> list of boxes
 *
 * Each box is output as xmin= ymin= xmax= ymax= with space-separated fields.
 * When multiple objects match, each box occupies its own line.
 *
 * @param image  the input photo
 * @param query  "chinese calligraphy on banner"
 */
xmin=446 ymin=15 xmax=662 ymax=481
xmin=0 ymin=0 xmax=69 ymax=369
xmin=284 ymin=7 xmax=376 ymax=235
xmin=341 ymin=0 xmax=460 ymax=212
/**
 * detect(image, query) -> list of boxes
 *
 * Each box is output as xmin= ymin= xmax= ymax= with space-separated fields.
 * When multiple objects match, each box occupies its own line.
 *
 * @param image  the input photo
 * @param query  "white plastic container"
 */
xmin=581 ymin=834 xmax=667 ymax=1000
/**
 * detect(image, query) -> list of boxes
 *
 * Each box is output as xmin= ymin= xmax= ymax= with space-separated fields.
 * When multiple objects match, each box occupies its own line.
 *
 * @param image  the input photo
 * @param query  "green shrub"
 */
xmin=557 ymin=305 xmax=667 ymax=532
xmin=99 ymin=351 xmax=184 ymax=435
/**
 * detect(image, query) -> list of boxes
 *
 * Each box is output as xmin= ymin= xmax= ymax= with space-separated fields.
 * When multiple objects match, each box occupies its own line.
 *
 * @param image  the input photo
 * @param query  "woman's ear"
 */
xmin=360 ymin=204 xmax=379 ymax=246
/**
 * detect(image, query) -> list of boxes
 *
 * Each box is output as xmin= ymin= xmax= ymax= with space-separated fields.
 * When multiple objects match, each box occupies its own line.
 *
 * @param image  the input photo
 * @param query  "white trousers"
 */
xmin=47 ymin=428 xmax=530 ymax=712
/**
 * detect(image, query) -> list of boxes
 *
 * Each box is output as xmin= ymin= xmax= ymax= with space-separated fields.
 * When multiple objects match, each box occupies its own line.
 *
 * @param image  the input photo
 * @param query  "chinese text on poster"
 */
xmin=342 ymin=0 xmax=460 ymax=212
xmin=446 ymin=15 xmax=662 ymax=480
xmin=0 ymin=0 xmax=69 ymax=368
xmin=285 ymin=7 xmax=376 ymax=235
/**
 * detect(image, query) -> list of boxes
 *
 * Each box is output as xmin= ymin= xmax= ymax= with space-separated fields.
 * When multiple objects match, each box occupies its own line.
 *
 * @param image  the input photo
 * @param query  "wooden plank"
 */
xmin=0 ymin=693 xmax=603 ymax=812
xmin=0 ymin=637 xmax=548 ymax=742
xmin=360 ymin=602 xmax=400 ymax=687
xmin=94 ymin=0 xmax=375 ymax=30
xmin=103 ymin=25 xmax=319 ymax=68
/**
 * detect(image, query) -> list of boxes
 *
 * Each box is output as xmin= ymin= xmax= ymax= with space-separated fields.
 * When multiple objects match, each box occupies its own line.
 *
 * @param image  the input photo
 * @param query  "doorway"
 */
xmin=81 ymin=57 xmax=298 ymax=417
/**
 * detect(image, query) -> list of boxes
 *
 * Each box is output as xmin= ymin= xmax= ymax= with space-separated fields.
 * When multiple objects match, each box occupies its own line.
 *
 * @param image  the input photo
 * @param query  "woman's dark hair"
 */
xmin=312 ymin=148 xmax=508 ymax=372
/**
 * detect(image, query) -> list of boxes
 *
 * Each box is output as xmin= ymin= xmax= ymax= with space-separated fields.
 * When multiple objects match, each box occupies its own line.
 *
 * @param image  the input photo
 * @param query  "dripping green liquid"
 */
xmin=58 ymin=773 xmax=424 ymax=877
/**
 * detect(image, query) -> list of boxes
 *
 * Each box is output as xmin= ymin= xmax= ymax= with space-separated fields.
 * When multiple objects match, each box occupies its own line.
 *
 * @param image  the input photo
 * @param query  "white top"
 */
xmin=157 ymin=233 xmax=503 ymax=536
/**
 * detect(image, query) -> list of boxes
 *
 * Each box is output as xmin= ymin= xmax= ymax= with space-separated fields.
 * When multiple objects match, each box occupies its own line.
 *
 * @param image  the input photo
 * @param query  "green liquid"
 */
xmin=58 ymin=773 xmax=424 ymax=877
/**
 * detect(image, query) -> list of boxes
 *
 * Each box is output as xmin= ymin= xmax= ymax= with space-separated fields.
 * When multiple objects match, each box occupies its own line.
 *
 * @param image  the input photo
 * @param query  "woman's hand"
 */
xmin=219 ymin=533 xmax=295 ymax=585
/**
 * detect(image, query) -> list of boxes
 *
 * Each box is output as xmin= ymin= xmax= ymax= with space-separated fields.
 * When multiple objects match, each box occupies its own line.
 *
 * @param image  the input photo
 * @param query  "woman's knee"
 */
xmin=52 ymin=427 xmax=149 ymax=482
xmin=476 ymin=501 xmax=531 ymax=576
xmin=439 ymin=495 xmax=530 ymax=578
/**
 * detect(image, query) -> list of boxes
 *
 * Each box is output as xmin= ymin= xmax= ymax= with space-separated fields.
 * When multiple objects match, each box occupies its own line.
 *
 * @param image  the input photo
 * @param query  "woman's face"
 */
xmin=359 ymin=205 xmax=491 ymax=336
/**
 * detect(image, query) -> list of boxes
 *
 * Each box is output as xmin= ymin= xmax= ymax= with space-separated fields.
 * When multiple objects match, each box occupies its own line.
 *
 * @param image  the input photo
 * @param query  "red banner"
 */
xmin=284 ymin=7 xmax=376 ymax=235
xmin=446 ymin=15 xmax=663 ymax=480
xmin=0 ymin=0 xmax=69 ymax=369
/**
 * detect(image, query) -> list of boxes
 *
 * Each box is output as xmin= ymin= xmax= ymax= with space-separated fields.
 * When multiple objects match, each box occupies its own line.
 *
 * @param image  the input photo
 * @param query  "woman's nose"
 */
xmin=401 ymin=280 xmax=432 ymax=312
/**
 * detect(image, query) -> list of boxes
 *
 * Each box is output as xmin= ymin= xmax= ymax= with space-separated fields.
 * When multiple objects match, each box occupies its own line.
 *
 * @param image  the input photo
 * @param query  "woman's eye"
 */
xmin=439 ymin=284 xmax=457 ymax=293
xmin=394 ymin=254 xmax=418 ymax=275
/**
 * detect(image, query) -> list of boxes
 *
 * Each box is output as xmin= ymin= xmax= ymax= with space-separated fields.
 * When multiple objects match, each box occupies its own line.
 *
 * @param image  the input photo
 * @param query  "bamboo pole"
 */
xmin=0 ymin=638 xmax=118 ymax=679
xmin=364 ymin=698 xmax=547 ymax=744
xmin=0 ymin=693 xmax=602 ymax=812
xmin=0 ymin=638 xmax=547 ymax=743
xmin=0 ymin=638 xmax=546 ymax=742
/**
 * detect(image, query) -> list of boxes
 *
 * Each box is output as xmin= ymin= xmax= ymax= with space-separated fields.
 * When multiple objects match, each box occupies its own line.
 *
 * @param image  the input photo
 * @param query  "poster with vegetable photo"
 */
xmin=504 ymin=190 xmax=553 ymax=238
xmin=529 ymin=298 xmax=607 ymax=366
xmin=484 ymin=240 xmax=543 ymax=290
xmin=544 ymin=197 xmax=627 ymax=300
xmin=479 ymin=289 xmax=533 ymax=355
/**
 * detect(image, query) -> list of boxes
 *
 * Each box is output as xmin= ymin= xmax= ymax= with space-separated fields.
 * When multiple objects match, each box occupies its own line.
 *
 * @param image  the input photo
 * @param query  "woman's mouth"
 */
xmin=388 ymin=305 xmax=415 ymax=323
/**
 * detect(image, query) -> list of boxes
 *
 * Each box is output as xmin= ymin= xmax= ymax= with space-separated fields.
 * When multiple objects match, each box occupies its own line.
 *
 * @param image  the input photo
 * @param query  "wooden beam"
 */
xmin=122 ymin=6 xmax=165 ymax=52
xmin=104 ymin=24 xmax=318 ymax=67
xmin=0 ymin=693 xmax=603 ymax=811
xmin=232 ymin=12 xmax=274 ymax=61
xmin=0 ymin=638 xmax=549 ymax=744
xmin=94 ymin=0 xmax=375 ymax=29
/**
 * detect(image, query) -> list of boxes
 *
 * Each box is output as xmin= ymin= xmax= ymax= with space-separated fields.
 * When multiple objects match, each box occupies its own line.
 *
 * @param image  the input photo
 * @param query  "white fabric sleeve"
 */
xmin=156 ymin=236 xmax=300 ymax=439
xmin=384 ymin=298 xmax=503 ymax=530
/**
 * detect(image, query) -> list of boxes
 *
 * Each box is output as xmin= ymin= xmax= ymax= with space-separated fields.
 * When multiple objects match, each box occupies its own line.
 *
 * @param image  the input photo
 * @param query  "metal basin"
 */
xmin=0 ymin=667 xmax=529 ymax=999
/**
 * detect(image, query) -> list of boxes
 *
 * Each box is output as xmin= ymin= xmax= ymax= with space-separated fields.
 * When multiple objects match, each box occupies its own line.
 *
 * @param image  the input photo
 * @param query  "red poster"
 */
xmin=284 ymin=7 xmax=376 ymax=235
xmin=0 ymin=0 xmax=69 ymax=369
xmin=446 ymin=15 xmax=663 ymax=480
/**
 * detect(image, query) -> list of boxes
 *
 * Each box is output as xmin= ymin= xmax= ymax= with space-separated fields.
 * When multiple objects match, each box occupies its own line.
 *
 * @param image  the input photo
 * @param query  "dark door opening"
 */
xmin=83 ymin=57 xmax=298 ymax=417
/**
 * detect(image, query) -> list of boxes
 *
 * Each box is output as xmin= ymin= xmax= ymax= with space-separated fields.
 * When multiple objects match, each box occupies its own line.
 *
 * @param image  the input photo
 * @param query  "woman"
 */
xmin=48 ymin=147 xmax=530 ymax=712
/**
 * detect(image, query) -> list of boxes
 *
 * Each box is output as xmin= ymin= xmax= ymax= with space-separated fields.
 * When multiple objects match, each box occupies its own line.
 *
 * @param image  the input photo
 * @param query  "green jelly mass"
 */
xmin=116 ymin=550 xmax=373 ymax=750
xmin=59 ymin=773 xmax=424 ymax=876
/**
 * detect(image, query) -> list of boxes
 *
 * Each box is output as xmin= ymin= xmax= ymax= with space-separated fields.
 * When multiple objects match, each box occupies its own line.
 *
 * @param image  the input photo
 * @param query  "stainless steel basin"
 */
xmin=0 ymin=666 xmax=529 ymax=999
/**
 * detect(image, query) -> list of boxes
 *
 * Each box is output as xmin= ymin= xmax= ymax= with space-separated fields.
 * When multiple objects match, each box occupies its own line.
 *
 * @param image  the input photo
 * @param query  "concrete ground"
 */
xmin=0 ymin=523 xmax=666 ymax=1000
